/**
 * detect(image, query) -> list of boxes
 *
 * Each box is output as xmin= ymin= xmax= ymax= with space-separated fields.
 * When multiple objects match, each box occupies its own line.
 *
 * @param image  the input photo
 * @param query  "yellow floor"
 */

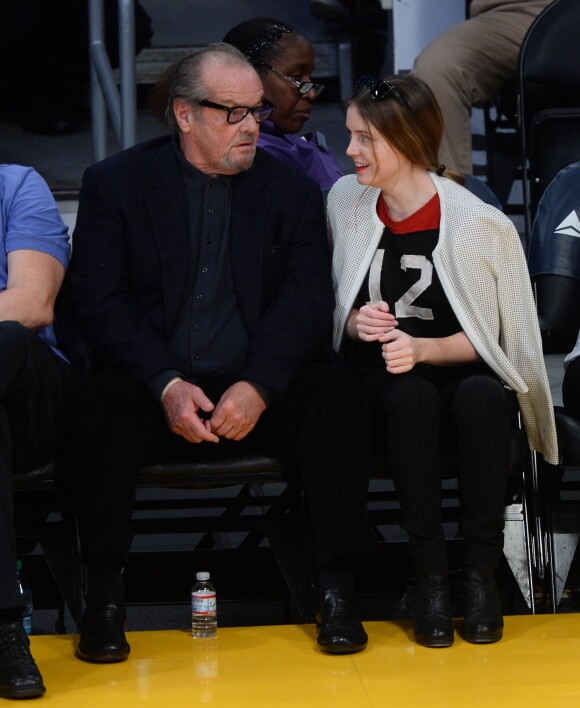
xmin=30 ymin=615 xmax=580 ymax=707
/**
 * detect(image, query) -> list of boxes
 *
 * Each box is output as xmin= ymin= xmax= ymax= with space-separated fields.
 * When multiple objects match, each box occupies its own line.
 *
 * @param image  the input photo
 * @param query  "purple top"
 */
xmin=258 ymin=121 xmax=343 ymax=193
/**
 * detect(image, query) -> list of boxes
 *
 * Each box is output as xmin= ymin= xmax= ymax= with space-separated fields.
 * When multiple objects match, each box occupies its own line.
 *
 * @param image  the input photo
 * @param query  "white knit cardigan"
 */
xmin=328 ymin=172 xmax=559 ymax=465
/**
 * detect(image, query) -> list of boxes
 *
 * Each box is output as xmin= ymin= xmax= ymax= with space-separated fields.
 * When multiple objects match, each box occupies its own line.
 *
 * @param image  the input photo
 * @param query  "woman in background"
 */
xmin=223 ymin=18 xmax=342 ymax=196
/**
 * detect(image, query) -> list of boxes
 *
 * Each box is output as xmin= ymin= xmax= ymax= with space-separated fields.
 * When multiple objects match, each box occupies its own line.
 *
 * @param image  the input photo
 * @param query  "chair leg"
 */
xmin=551 ymin=530 xmax=580 ymax=607
xmin=249 ymin=482 xmax=312 ymax=621
xmin=503 ymin=502 xmax=534 ymax=611
xmin=38 ymin=512 xmax=83 ymax=632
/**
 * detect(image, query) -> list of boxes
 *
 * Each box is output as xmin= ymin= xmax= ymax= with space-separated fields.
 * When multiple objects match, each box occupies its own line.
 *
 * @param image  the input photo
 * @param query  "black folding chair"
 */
xmin=518 ymin=0 xmax=580 ymax=244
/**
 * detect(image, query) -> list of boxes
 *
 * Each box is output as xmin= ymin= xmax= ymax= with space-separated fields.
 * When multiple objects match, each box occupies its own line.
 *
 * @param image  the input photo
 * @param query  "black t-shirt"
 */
xmin=351 ymin=195 xmax=461 ymax=373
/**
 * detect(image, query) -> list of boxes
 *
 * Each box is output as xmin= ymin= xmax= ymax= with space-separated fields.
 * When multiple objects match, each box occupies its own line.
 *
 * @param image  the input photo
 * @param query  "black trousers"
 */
xmin=0 ymin=323 xmax=78 ymax=610
xmin=359 ymin=364 xmax=514 ymax=572
xmin=563 ymin=356 xmax=580 ymax=418
xmin=67 ymin=362 xmax=372 ymax=580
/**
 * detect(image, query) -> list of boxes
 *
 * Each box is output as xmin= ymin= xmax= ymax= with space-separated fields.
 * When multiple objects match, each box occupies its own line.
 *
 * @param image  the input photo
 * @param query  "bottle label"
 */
xmin=22 ymin=615 xmax=32 ymax=635
xmin=192 ymin=591 xmax=216 ymax=615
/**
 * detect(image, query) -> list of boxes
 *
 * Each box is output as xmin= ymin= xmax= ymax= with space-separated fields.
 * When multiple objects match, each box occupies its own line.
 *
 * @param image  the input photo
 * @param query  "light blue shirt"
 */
xmin=0 ymin=165 xmax=70 ymax=355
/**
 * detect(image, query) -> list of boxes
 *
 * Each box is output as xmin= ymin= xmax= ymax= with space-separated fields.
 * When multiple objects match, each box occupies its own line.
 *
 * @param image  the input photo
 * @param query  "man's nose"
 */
xmin=240 ymin=112 xmax=259 ymax=131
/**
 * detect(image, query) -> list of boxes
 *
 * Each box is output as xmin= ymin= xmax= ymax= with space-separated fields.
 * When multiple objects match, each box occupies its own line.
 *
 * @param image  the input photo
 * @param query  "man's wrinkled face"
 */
xmin=175 ymin=61 xmax=264 ymax=176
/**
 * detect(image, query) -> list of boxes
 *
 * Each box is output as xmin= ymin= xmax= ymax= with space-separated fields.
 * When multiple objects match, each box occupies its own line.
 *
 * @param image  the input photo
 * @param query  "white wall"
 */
xmin=392 ymin=0 xmax=465 ymax=73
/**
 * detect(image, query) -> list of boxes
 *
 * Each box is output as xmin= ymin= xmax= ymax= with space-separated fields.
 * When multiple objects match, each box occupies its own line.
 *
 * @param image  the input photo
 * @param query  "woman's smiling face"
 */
xmin=345 ymin=104 xmax=410 ymax=189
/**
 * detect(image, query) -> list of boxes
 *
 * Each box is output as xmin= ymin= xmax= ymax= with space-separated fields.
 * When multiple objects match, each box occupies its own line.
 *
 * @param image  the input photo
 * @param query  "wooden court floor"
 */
xmin=30 ymin=613 xmax=580 ymax=706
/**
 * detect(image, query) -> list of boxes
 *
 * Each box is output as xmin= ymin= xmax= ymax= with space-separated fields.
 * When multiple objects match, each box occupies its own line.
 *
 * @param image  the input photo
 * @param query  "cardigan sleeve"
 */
xmin=494 ymin=218 xmax=559 ymax=464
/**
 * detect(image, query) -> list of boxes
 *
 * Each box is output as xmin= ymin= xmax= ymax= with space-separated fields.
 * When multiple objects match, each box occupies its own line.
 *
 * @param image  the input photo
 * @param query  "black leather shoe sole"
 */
xmin=0 ymin=683 xmax=46 ymax=699
xmin=317 ymin=635 xmax=368 ymax=654
xmin=76 ymin=645 xmax=130 ymax=663
xmin=414 ymin=630 xmax=454 ymax=649
xmin=462 ymin=625 xmax=503 ymax=644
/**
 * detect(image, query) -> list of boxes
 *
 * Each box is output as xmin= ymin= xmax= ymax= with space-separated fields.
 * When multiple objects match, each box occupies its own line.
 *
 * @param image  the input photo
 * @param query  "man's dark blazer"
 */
xmin=60 ymin=134 xmax=336 ymax=397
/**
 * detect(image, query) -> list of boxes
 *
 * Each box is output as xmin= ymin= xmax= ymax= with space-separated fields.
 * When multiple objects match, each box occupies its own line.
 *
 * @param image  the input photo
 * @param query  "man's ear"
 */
xmin=174 ymin=99 xmax=193 ymax=133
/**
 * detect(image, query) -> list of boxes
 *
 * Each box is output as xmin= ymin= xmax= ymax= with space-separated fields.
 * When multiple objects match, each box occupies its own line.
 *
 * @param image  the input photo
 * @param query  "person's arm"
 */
xmin=380 ymin=329 xmax=480 ymax=374
xmin=1 ymin=166 xmax=70 ymax=330
xmin=0 ymin=250 xmax=65 ymax=329
xmin=69 ymin=162 xmax=185 ymax=388
xmin=239 ymin=177 xmax=336 ymax=396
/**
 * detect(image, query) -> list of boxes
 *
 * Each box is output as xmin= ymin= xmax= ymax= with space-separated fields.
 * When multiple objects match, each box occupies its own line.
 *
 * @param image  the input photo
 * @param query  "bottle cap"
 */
xmin=17 ymin=560 xmax=22 ymax=571
xmin=196 ymin=571 xmax=210 ymax=581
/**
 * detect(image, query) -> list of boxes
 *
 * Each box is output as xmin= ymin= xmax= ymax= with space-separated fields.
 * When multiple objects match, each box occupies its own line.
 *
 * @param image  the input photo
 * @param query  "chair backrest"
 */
xmin=518 ymin=0 xmax=580 ymax=239
xmin=528 ymin=161 xmax=580 ymax=353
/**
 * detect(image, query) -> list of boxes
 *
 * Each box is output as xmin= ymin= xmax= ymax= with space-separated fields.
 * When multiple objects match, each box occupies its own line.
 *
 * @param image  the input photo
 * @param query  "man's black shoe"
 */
xmin=316 ymin=588 xmax=368 ymax=654
xmin=77 ymin=601 xmax=130 ymax=663
xmin=413 ymin=572 xmax=454 ymax=648
xmin=463 ymin=565 xmax=504 ymax=644
xmin=0 ymin=622 xmax=46 ymax=699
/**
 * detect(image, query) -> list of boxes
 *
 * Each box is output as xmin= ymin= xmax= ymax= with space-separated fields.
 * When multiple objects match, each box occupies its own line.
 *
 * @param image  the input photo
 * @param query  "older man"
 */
xmin=0 ymin=166 xmax=78 ymax=698
xmin=62 ymin=43 xmax=371 ymax=661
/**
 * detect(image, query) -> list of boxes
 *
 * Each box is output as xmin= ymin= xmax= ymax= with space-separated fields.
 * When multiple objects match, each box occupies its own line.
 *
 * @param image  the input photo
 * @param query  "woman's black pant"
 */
xmin=359 ymin=365 xmax=514 ymax=573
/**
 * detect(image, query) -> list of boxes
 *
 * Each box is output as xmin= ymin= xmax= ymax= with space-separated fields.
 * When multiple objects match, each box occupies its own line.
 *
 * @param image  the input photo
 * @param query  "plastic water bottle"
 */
xmin=16 ymin=560 xmax=33 ymax=635
xmin=191 ymin=571 xmax=217 ymax=638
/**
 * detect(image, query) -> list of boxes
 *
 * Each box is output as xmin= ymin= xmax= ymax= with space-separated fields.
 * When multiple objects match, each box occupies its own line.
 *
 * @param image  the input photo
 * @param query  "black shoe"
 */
xmin=413 ymin=572 xmax=454 ymax=648
xmin=316 ymin=588 xmax=368 ymax=654
xmin=0 ymin=622 xmax=46 ymax=699
xmin=463 ymin=565 xmax=503 ymax=644
xmin=77 ymin=600 xmax=130 ymax=663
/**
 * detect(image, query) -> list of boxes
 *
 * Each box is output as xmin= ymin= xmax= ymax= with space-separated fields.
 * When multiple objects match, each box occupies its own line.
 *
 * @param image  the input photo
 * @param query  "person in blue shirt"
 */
xmin=0 ymin=165 xmax=78 ymax=698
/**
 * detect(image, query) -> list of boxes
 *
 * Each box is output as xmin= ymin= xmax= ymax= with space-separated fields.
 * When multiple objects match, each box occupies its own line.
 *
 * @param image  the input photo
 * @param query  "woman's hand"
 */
xmin=380 ymin=328 xmax=420 ymax=373
xmin=380 ymin=329 xmax=480 ymax=374
xmin=347 ymin=301 xmax=398 ymax=341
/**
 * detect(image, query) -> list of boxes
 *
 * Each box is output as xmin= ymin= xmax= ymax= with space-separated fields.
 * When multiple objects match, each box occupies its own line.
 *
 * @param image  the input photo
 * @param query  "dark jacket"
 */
xmin=58 ymin=135 xmax=335 ymax=396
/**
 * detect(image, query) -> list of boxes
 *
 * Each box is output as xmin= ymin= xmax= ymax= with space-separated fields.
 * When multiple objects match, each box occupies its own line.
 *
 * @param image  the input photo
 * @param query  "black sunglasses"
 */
xmin=197 ymin=99 xmax=276 ymax=124
xmin=245 ymin=23 xmax=294 ymax=61
xmin=355 ymin=75 xmax=411 ymax=111
xmin=256 ymin=63 xmax=325 ymax=97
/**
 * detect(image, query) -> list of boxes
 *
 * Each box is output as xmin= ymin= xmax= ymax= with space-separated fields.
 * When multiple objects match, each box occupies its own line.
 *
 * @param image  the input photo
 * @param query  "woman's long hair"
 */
xmin=349 ymin=75 xmax=464 ymax=185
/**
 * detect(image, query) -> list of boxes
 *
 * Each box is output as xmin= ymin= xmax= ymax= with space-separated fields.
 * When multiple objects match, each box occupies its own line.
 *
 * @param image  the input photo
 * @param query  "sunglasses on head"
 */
xmin=355 ymin=74 xmax=411 ymax=111
xmin=245 ymin=23 xmax=294 ymax=61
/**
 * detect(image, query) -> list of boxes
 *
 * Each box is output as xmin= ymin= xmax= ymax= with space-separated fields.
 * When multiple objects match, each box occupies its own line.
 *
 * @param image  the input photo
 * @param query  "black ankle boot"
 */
xmin=463 ymin=565 xmax=503 ymax=644
xmin=413 ymin=572 xmax=454 ymax=648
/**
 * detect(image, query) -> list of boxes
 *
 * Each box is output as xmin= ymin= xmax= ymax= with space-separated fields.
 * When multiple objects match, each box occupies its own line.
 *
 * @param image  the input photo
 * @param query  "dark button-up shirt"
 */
xmin=149 ymin=138 xmax=250 ymax=398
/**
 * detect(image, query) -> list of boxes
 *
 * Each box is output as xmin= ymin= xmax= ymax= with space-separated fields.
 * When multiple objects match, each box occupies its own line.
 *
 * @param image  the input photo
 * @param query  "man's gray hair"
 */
xmin=165 ymin=42 xmax=253 ymax=129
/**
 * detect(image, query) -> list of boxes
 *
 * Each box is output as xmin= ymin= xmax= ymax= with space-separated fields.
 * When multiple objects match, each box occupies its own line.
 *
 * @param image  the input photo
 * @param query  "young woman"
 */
xmin=223 ymin=18 xmax=343 ymax=195
xmin=328 ymin=74 xmax=558 ymax=648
